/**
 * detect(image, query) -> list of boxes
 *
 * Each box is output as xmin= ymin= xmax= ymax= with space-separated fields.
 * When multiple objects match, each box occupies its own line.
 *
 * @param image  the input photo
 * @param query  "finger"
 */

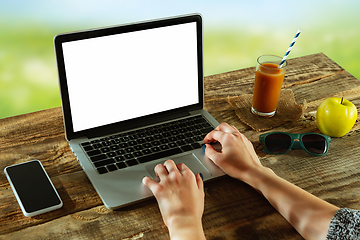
xmin=216 ymin=122 xmax=238 ymax=134
xmin=213 ymin=122 xmax=227 ymax=131
xmin=177 ymin=163 xmax=197 ymax=181
xmin=176 ymin=162 xmax=191 ymax=173
xmin=154 ymin=163 xmax=168 ymax=179
xmin=203 ymin=128 xmax=228 ymax=144
xmin=196 ymin=173 xmax=204 ymax=192
xmin=230 ymin=125 xmax=241 ymax=135
xmin=212 ymin=122 xmax=228 ymax=131
xmin=204 ymin=143 xmax=223 ymax=163
xmin=203 ymin=126 xmax=217 ymax=144
xmin=142 ymin=176 xmax=160 ymax=193
xmin=163 ymin=159 xmax=178 ymax=173
xmin=203 ymin=128 xmax=219 ymax=144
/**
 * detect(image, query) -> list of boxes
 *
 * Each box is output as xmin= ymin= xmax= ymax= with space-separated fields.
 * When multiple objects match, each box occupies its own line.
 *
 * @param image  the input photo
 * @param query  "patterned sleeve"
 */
xmin=326 ymin=208 xmax=360 ymax=240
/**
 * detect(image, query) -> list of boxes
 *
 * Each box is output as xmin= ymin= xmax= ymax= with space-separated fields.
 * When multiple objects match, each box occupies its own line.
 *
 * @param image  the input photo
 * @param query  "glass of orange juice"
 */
xmin=251 ymin=55 xmax=287 ymax=117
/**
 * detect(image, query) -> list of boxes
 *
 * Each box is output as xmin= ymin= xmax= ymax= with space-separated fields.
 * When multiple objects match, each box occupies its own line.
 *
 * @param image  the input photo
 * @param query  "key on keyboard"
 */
xmin=81 ymin=115 xmax=213 ymax=174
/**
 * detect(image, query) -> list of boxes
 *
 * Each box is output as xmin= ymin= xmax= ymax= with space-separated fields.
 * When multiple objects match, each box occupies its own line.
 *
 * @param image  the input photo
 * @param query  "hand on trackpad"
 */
xmin=145 ymin=154 xmax=212 ymax=180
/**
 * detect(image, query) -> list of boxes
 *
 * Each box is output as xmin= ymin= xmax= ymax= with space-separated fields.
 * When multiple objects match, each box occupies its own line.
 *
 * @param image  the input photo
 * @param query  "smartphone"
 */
xmin=4 ymin=160 xmax=63 ymax=217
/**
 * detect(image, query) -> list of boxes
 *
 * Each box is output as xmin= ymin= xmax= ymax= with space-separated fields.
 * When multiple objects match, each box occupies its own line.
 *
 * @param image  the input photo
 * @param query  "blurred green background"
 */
xmin=1 ymin=0 xmax=359 ymax=119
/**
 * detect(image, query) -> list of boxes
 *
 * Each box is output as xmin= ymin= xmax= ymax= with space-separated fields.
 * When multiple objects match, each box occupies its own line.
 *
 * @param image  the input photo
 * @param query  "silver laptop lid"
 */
xmin=54 ymin=14 xmax=204 ymax=141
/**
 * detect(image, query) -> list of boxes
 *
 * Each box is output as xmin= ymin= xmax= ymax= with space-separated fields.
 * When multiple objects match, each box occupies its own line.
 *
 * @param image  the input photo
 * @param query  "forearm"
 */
xmin=243 ymin=167 xmax=339 ymax=240
xmin=203 ymin=123 xmax=339 ymax=239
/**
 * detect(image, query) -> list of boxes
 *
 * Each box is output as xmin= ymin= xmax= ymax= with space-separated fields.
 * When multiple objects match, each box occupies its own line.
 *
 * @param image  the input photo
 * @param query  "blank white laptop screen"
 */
xmin=62 ymin=22 xmax=199 ymax=132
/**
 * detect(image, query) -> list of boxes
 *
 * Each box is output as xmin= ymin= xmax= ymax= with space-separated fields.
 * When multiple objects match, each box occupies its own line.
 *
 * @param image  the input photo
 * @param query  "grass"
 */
xmin=0 ymin=23 xmax=61 ymax=118
xmin=1 ymin=23 xmax=359 ymax=119
xmin=204 ymin=27 xmax=360 ymax=78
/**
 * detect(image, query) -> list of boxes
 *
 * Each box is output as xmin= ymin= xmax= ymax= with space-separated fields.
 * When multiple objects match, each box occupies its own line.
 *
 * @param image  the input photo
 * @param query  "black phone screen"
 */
xmin=6 ymin=160 xmax=62 ymax=213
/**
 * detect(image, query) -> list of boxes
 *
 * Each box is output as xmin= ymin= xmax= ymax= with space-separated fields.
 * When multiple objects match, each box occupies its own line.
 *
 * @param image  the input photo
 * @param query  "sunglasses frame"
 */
xmin=259 ymin=132 xmax=331 ymax=156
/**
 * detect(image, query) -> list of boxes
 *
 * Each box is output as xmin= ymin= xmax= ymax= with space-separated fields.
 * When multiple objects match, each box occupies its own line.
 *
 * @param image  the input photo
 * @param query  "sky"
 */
xmin=0 ymin=0 xmax=359 ymax=118
xmin=2 ymin=0 xmax=359 ymax=29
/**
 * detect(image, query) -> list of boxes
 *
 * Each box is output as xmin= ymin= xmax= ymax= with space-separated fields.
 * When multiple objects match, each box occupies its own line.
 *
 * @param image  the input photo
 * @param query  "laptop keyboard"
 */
xmin=80 ymin=115 xmax=214 ymax=174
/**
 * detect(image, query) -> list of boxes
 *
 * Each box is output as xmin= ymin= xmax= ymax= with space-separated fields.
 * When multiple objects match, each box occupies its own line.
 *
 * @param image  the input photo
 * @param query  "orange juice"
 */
xmin=251 ymin=56 xmax=286 ymax=117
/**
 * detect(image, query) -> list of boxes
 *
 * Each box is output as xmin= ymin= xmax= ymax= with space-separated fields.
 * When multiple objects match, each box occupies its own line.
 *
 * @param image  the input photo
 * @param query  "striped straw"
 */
xmin=279 ymin=29 xmax=301 ymax=68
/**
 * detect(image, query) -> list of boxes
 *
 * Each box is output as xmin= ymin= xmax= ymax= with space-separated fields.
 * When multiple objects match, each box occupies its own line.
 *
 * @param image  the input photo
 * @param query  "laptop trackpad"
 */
xmin=145 ymin=154 xmax=212 ymax=180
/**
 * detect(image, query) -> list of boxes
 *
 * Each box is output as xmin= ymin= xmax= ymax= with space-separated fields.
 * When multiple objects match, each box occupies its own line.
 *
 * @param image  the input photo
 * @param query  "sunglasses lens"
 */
xmin=302 ymin=134 xmax=327 ymax=154
xmin=265 ymin=133 xmax=292 ymax=153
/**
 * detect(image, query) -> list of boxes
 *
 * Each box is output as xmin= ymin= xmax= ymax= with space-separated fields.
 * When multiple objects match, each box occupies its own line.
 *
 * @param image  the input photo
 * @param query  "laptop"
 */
xmin=54 ymin=13 xmax=225 ymax=209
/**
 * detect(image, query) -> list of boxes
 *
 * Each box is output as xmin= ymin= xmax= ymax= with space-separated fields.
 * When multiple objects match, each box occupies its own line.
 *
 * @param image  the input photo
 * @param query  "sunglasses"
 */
xmin=259 ymin=132 xmax=331 ymax=156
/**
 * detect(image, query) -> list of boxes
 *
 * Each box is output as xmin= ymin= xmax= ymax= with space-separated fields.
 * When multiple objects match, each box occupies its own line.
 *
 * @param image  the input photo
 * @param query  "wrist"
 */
xmin=240 ymin=166 xmax=276 ymax=193
xmin=167 ymin=216 xmax=205 ymax=240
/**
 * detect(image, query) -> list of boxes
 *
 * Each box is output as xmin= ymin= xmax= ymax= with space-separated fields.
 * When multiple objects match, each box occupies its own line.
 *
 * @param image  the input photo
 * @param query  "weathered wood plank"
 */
xmin=0 ymin=171 xmax=101 ymax=235
xmin=1 ymin=53 xmax=360 ymax=239
xmin=0 ymin=107 xmax=80 ymax=180
xmin=289 ymin=70 xmax=360 ymax=105
xmin=0 ymin=107 xmax=64 ymax=149
xmin=0 ymin=175 xmax=301 ymax=240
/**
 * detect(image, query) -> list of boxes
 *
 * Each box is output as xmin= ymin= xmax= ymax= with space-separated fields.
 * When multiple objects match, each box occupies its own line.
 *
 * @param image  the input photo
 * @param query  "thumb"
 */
xmin=204 ymin=144 xmax=222 ymax=165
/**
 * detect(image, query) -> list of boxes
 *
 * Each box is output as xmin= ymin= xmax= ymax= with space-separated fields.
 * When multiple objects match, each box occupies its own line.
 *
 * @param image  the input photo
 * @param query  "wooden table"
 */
xmin=1 ymin=53 xmax=360 ymax=239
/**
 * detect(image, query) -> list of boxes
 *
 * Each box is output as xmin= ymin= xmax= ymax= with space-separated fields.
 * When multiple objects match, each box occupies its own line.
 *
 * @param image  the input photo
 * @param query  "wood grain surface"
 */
xmin=1 ymin=53 xmax=359 ymax=239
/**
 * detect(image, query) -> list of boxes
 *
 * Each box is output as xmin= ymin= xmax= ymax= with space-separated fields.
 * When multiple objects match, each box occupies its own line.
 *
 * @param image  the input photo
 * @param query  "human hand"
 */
xmin=142 ymin=160 xmax=205 ymax=240
xmin=203 ymin=122 xmax=264 ymax=182
xmin=204 ymin=123 xmax=340 ymax=240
